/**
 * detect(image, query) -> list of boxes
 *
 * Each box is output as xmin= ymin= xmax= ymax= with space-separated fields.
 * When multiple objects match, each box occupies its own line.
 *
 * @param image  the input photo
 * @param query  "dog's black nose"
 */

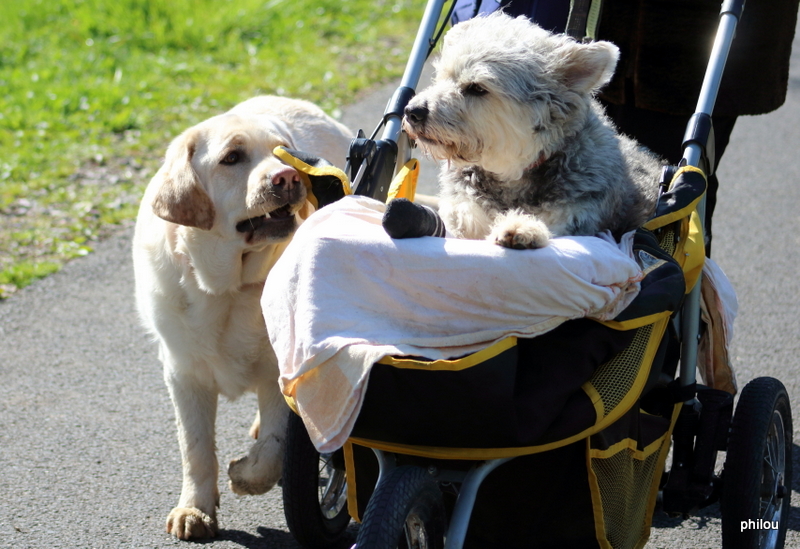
xmin=404 ymin=104 xmax=429 ymax=125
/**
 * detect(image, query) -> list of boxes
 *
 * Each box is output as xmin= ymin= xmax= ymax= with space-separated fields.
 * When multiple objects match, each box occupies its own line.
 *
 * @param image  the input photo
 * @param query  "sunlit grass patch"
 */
xmin=0 ymin=0 xmax=426 ymax=297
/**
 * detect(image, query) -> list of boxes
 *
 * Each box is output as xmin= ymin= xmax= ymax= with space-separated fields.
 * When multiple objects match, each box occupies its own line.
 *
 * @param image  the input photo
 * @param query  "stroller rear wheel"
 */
xmin=721 ymin=377 xmax=793 ymax=549
xmin=283 ymin=412 xmax=351 ymax=549
xmin=356 ymin=465 xmax=446 ymax=549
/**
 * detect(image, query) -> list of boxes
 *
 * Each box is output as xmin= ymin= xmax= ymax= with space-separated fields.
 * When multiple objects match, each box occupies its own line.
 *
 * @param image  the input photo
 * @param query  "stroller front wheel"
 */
xmin=721 ymin=376 xmax=793 ymax=549
xmin=355 ymin=465 xmax=446 ymax=549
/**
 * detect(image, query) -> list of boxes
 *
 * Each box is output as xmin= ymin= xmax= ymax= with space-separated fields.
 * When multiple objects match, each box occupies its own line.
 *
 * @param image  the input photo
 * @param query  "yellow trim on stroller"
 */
xmin=644 ymin=165 xmax=707 ymax=293
xmin=343 ymin=441 xmax=361 ymax=522
xmin=586 ymin=403 xmax=683 ymax=549
xmin=349 ymin=316 xmax=670 ymax=461
xmin=599 ymin=310 xmax=672 ymax=331
xmin=376 ymin=336 xmax=516 ymax=371
xmin=643 ymin=165 xmax=705 ymax=231
xmin=386 ymin=158 xmax=420 ymax=202
xmin=681 ymin=209 xmax=705 ymax=292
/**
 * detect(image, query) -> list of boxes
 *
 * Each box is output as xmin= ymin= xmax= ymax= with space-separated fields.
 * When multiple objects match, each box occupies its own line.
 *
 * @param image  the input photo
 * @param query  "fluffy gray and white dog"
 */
xmin=402 ymin=13 xmax=664 ymax=248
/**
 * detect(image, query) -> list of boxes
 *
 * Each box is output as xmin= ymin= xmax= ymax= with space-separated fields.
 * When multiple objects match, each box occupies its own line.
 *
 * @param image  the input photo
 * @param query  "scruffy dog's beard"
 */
xmin=402 ymin=95 xmax=550 ymax=183
xmin=402 ymin=119 xmax=481 ymax=166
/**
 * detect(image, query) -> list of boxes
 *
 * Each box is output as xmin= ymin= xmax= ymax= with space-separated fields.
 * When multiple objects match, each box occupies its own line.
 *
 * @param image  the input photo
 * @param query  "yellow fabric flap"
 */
xmin=681 ymin=209 xmax=705 ymax=293
xmin=642 ymin=165 xmax=706 ymax=232
xmin=386 ymin=158 xmax=420 ymax=202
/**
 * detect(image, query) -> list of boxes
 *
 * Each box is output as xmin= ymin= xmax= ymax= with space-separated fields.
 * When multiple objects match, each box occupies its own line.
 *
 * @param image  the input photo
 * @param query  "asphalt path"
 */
xmin=2 ymin=26 xmax=800 ymax=549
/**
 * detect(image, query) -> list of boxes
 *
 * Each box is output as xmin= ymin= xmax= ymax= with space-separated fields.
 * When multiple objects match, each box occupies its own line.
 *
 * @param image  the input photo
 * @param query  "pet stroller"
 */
xmin=277 ymin=1 xmax=793 ymax=548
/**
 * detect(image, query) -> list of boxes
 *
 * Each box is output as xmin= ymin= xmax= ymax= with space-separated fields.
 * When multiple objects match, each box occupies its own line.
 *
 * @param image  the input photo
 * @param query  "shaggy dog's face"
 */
xmin=403 ymin=14 xmax=619 ymax=181
xmin=151 ymin=113 xmax=309 ymax=248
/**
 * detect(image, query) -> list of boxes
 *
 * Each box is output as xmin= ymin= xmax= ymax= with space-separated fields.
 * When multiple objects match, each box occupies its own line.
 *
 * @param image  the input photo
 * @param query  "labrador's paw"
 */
xmin=166 ymin=507 xmax=218 ymax=540
xmin=228 ymin=434 xmax=283 ymax=496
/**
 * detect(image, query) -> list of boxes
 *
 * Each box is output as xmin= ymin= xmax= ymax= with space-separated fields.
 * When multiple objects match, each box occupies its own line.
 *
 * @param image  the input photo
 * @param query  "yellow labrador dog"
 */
xmin=133 ymin=96 xmax=352 ymax=539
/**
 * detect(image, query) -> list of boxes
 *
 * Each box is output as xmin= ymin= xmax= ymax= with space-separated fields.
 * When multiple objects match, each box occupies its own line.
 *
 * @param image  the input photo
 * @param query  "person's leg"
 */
xmin=601 ymin=99 xmax=737 ymax=254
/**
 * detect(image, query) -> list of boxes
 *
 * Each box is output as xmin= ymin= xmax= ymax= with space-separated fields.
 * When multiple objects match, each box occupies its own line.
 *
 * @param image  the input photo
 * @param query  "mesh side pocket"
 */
xmin=587 ymin=409 xmax=676 ymax=549
xmin=588 ymin=324 xmax=655 ymax=417
xmin=657 ymin=225 xmax=677 ymax=256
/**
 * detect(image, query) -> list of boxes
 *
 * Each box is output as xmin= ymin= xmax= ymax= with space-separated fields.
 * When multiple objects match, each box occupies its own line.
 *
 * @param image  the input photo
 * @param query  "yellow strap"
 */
xmin=386 ymin=158 xmax=419 ymax=202
xmin=568 ymin=0 xmax=603 ymax=41
xmin=586 ymin=0 xmax=603 ymax=40
xmin=343 ymin=442 xmax=362 ymax=522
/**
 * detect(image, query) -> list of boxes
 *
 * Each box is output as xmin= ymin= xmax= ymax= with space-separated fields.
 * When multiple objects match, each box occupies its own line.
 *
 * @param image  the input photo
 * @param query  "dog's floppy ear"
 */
xmin=556 ymin=40 xmax=619 ymax=94
xmin=151 ymin=131 xmax=216 ymax=230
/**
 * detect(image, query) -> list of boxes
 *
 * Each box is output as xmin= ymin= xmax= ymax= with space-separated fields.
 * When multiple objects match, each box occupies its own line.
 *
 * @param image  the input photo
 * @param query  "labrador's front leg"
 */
xmin=228 ymin=378 xmax=289 ymax=495
xmin=164 ymin=371 xmax=220 ymax=540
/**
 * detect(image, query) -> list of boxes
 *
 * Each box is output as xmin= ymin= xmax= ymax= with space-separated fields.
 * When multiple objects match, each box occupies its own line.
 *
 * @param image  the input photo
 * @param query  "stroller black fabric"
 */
xmin=352 ymin=319 xmax=634 ymax=449
xmin=611 ymin=229 xmax=685 ymax=323
xmin=463 ymin=401 xmax=673 ymax=549
xmin=342 ymin=165 xmax=703 ymax=549
xmin=464 ymin=441 xmax=600 ymax=549
xmin=350 ymin=223 xmax=686 ymax=452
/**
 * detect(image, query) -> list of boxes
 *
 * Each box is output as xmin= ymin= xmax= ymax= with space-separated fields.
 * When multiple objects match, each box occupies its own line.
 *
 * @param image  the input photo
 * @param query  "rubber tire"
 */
xmin=355 ymin=465 xmax=446 ymax=549
xmin=721 ymin=377 xmax=793 ymax=549
xmin=283 ymin=412 xmax=351 ymax=549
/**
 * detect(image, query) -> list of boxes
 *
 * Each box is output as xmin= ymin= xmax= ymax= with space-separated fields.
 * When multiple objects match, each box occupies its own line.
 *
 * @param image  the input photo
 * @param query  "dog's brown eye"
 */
xmin=220 ymin=151 xmax=241 ymax=165
xmin=464 ymin=83 xmax=488 ymax=96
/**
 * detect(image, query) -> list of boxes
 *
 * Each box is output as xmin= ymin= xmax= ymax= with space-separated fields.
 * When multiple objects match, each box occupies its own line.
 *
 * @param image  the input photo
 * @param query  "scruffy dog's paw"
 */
xmin=490 ymin=212 xmax=551 ymax=249
xmin=166 ymin=507 xmax=218 ymax=540
xmin=228 ymin=435 xmax=283 ymax=496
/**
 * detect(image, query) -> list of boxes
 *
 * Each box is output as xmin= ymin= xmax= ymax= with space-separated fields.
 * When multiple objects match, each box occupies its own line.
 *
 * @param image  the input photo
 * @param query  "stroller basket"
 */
xmin=339 ymin=167 xmax=705 ymax=549
xmin=279 ymin=1 xmax=793 ymax=548
xmin=348 ymin=166 xmax=706 ymax=456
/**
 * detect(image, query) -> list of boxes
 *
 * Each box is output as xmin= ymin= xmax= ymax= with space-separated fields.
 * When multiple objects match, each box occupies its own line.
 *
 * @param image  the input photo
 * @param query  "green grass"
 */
xmin=0 ymin=0 xmax=427 ymax=298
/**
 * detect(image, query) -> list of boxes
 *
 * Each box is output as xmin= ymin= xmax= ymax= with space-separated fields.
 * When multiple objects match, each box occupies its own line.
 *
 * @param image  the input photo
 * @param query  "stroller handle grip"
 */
xmin=682 ymin=6 xmax=743 ymax=169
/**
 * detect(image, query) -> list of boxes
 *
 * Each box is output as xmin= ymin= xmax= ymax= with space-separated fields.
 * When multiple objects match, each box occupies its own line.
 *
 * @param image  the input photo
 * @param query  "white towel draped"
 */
xmin=262 ymin=196 xmax=643 ymax=452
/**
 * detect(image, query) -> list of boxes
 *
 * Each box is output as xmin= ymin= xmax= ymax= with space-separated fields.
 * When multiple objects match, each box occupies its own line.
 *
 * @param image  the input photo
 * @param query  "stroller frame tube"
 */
xmin=368 ymin=449 xmax=511 ymax=549
xmin=443 ymin=458 xmax=512 ymax=549
xmin=379 ymin=0 xmax=448 ymax=149
xmin=349 ymin=0 xmax=445 ymax=198
xmin=679 ymin=4 xmax=743 ymax=394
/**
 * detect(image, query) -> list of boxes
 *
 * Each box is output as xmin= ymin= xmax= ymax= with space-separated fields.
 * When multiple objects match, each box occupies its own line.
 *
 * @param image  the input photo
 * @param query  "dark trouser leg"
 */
xmin=600 ymin=99 xmax=737 ymax=256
